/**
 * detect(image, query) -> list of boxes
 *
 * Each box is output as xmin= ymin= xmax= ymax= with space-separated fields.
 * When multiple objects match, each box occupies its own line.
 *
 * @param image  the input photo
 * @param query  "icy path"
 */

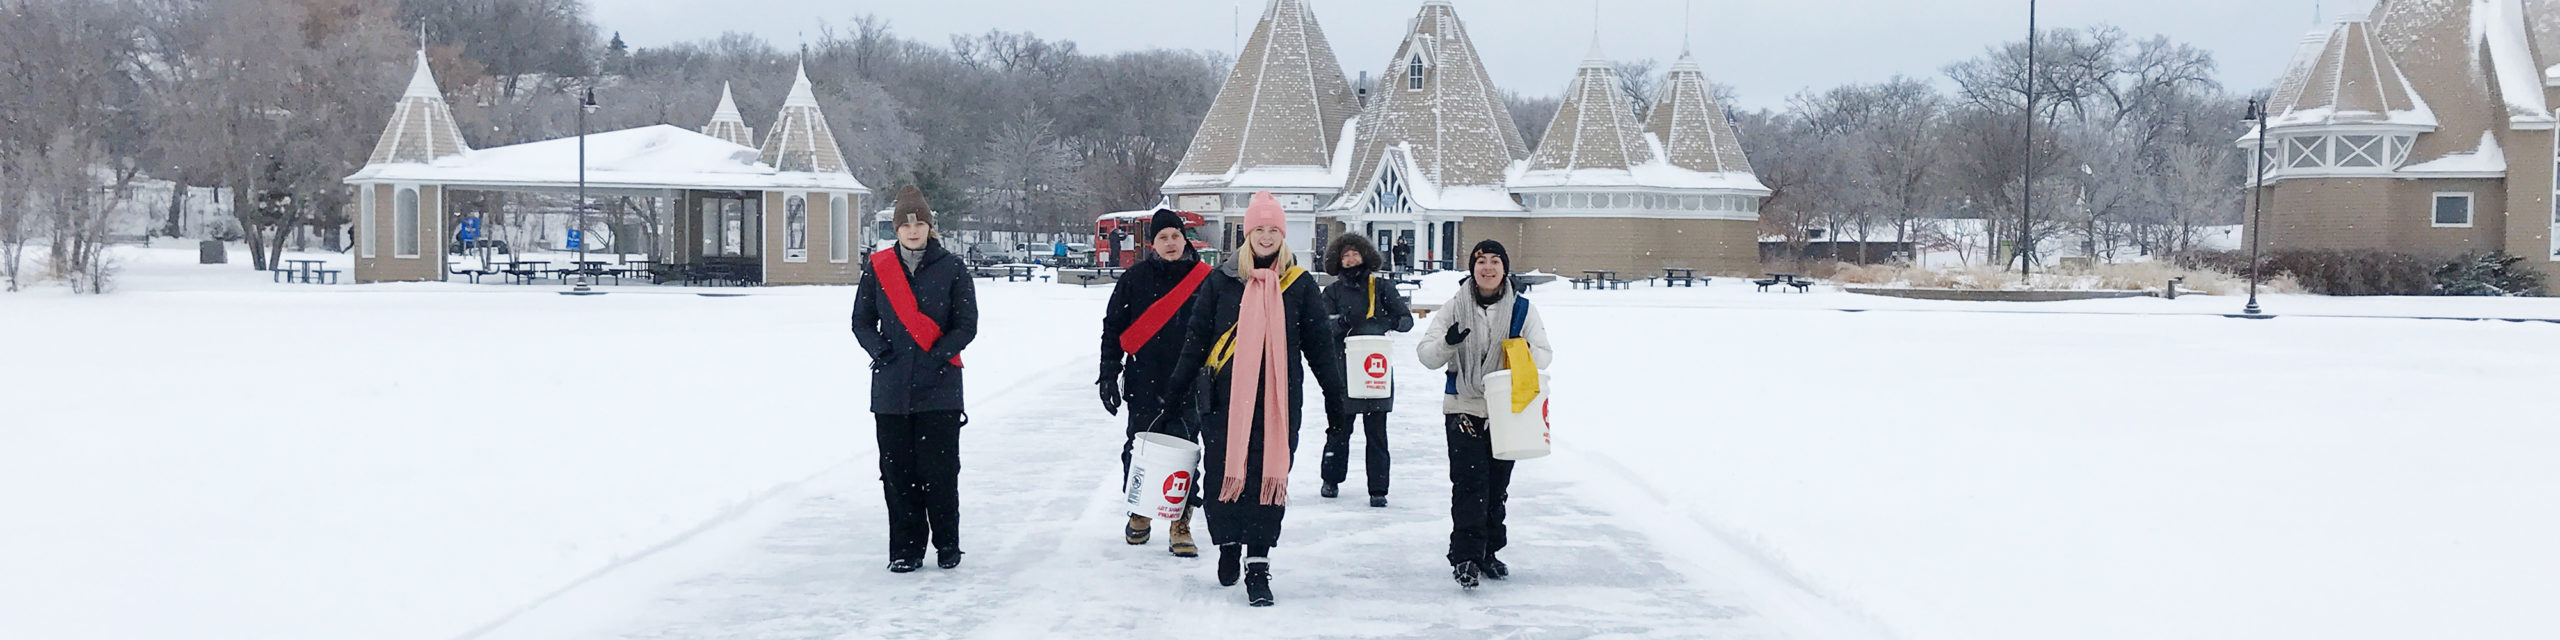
xmin=473 ymin=332 xmax=1869 ymax=639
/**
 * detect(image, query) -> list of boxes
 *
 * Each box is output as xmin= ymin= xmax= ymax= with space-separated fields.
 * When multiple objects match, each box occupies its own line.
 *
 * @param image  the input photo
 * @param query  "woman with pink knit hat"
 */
xmin=1162 ymin=191 xmax=1348 ymax=607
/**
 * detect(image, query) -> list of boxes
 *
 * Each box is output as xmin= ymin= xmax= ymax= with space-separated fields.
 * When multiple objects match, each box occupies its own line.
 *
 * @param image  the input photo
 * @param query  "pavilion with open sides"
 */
xmin=342 ymin=52 xmax=871 ymax=286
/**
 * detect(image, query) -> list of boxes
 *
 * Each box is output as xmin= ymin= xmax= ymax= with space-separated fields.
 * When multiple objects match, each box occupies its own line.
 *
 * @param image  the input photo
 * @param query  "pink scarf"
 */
xmin=1219 ymin=266 xmax=1293 ymax=506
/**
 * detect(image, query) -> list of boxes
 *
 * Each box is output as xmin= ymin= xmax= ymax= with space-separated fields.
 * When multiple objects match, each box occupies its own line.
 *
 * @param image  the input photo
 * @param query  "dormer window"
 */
xmin=1407 ymin=55 xmax=1426 ymax=91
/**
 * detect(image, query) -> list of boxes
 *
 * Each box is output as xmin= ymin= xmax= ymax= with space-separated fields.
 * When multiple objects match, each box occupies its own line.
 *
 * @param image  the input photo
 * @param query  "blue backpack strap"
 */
xmin=1508 ymin=297 xmax=1530 ymax=339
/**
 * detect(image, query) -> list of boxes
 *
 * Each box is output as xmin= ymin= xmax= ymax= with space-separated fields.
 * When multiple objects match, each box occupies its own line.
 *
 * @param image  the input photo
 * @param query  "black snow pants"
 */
xmin=878 ymin=411 xmax=964 ymax=561
xmin=1321 ymin=410 xmax=1391 ymax=497
xmin=1444 ymin=414 xmax=1515 ymax=566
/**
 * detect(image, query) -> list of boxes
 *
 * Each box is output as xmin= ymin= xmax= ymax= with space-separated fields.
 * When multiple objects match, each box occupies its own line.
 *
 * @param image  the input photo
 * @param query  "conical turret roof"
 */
xmin=758 ymin=63 xmax=850 ymax=174
xmin=1524 ymin=51 xmax=1652 ymax=175
xmin=1164 ymin=0 xmax=1360 ymax=192
xmin=367 ymin=50 xmax=471 ymax=165
xmin=703 ymin=82 xmax=756 ymax=148
xmin=1336 ymin=1 xmax=1527 ymax=208
xmin=1644 ymin=54 xmax=1753 ymax=176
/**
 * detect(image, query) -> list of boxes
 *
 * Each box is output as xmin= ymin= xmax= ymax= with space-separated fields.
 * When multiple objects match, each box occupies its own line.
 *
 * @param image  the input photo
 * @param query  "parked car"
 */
xmin=965 ymin=242 xmax=1011 ymax=266
xmin=449 ymin=239 xmax=511 ymax=255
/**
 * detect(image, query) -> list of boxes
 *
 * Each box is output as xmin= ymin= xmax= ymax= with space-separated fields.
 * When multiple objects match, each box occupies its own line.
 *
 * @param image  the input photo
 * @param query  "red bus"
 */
xmin=1095 ymin=209 xmax=1209 ymax=268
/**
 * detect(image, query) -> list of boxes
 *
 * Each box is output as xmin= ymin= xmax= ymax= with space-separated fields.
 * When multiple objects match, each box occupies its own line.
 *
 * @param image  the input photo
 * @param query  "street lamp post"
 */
xmin=2019 ymin=0 xmax=2038 ymax=279
xmin=2244 ymin=98 xmax=2269 ymax=316
xmin=574 ymin=86 xmax=597 ymax=293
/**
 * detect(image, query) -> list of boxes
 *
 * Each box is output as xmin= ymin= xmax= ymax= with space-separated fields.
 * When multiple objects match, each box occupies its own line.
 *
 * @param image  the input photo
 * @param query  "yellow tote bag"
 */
xmin=1502 ymin=337 xmax=1539 ymax=414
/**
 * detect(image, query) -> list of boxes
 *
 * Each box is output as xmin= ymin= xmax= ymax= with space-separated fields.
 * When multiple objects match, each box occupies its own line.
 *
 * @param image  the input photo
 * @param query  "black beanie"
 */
xmin=1469 ymin=239 xmax=1510 ymax=272
xmin=1146 ymin=208 xmax=1186 ymax=239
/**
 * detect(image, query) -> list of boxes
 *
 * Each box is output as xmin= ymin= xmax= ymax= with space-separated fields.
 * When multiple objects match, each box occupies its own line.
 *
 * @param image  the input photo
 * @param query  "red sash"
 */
xmin=870 ymin=249 xmax=963 ymax=367
xmin=1119 ymin=262 xmax=1212 ymax=355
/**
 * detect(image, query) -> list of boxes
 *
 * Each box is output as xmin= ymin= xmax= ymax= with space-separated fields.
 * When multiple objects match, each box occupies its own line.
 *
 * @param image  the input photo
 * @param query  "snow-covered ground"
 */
xmin=4 ymin=246 xmax=2556 ymax=640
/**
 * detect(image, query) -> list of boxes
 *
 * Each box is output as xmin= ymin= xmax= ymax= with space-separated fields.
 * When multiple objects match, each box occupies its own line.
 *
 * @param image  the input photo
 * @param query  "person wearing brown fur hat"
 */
xmin=1318 ymin=233 xmax=1412 ymax=506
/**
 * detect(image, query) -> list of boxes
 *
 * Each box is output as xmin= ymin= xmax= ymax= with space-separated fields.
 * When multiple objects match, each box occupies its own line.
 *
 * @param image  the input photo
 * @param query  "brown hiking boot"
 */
xmin=1125 ymin=514 xmax=1151 ymax=545
xmin=1167 ymin=509 xmax=1199 ymax=558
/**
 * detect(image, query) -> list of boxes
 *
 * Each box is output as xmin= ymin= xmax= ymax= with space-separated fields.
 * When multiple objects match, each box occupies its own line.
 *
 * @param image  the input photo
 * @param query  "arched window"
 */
xmin=1407 ymin=55 xmax=1426 ymax=90
xmin=785 ymin=195 xmax=808 ymax=260
xmin=830 ymin=194 xmax=852 ymax=263
xmin=394 ymin=187 xmax=420 ymax=257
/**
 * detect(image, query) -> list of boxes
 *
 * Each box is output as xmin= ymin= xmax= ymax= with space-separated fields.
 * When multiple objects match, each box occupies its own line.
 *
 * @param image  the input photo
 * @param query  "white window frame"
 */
xmin=1407 ymin=55 xmax=1426 ymax=91
xmin=784 ymin=193 xmax=809 ymax=262
xmin=2285 ymin=136 xmax=2325 ymax=169
xmin=359 ymin=184 xmax=377 ymax=258
xmin=830 ymin=194 xmax=852 ymax=263
xmin=2431 ymin=192 xmax=2474 ymax=228
xmin=394 ymin=186 xmax=421 ymax=258
xmin=2335 ymin=135 xmax=2382 ymax=168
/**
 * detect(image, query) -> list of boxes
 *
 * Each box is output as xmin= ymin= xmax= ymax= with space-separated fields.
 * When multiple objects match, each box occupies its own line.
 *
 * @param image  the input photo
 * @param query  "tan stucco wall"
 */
xmin=1464 ymin=216 xmax=1759 ymax=277
xmin=761 ymin=191 xmax=862 ymax=285
xmin=355 ymin=183 xmax=444 ymax=283
xmin=2255 ymin=177 xmax=2507 ymax=255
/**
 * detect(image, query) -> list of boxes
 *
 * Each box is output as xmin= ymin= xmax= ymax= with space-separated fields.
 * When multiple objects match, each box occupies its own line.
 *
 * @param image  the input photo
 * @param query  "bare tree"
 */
xmin=1506 ymin=91 xmax=1562 ymax=150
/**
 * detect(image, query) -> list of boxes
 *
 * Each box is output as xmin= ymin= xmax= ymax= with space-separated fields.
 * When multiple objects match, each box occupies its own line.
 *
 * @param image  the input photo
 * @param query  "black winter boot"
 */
xmin=1217 ymin=544 xmax=1243 ymax=587
xmin=887 ymin=558 xmax=921 ymax=574
xmin=936 ymin=549 xmax=964 ymax=570
xmin=1320 ymin=482 xmax=1339 ymax=499
xmin=1452 ymin=561 xmax=1481 ymax=589
xmin=1244 ymin=560 xmax=1274 ymax=607
xmin=1482 ymin=555 xmax=1508 ymax=580
xmin=1369 ymin=496 xmax=1388 ymax=508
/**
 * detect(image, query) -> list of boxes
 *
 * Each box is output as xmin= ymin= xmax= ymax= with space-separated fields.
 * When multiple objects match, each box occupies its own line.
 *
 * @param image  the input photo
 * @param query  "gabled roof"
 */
xmin=1335 ymin=1 xmax=1526 ymax=210
xmin=346 ymin=124 xmax=868 ymax=193
xmin=1521 ymin=46 xmax=1653 ymax=176
xmin=1164 ymin=0 xmax=1359 ymax=193
xmin=367 ymin=51 xmax=471 ymax=165
xmin=758 ymin=63 xmax=852 ymax=174
xmin=2265 ymin=20 xmax=2435 ymax=130
xmin=1644 ymin=54 xmax=1755 ymax=176
xmin=703 ymin=82 xmax=756 ymax=148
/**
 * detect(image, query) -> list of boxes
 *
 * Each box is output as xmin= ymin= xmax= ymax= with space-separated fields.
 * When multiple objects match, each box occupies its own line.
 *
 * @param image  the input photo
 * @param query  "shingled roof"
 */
xmin=702 ymin=82 xmax=756 ymax=148
xmin=1163 ymin=0 xmax=1359 ymax=192
xmin=1522 ymin=45 xmax=1652 ymax=176
xmin=758 ymin=63 xmax=852 ymax=174
xmin=1644 ymin=53 xmax=1754 ymax=177
xmin=367 ymin=50 xmax=471 ymax=165
xmin=1335 ymin=1 xmax=1527 ymax=210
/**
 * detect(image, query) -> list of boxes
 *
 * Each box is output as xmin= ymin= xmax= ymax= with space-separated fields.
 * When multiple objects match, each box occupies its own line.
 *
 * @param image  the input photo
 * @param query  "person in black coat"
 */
xmin=851 ymin=186 xmax=980 ymax=574
xmin=1098 ymin=209 xmax=1209 ymax=556
xmin=1163 ymin=192 xmax=1346 ymax=607
xmin=1319 ymin=233 xmax=1413 ymax=506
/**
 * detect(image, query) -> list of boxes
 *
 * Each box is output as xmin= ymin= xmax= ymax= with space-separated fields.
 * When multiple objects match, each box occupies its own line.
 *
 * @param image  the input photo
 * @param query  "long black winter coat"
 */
xmin=1099 ymin=252 xmax=1206 ymax=415
xmin=1168 ymin=258 xmax=1347 ymax=548
xmin=852 ymin=239 xmax=979 ymax=415
xmin=1323 ymin=270 xmax=1414 ymax=414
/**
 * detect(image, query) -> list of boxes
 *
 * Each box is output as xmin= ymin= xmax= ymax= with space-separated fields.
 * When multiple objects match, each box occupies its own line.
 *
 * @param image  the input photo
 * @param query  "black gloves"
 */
xmin=1099 ymin=377 xmax=1123 ymax=415
xmin=1445 ymin=326 xmax=1472 ymax=346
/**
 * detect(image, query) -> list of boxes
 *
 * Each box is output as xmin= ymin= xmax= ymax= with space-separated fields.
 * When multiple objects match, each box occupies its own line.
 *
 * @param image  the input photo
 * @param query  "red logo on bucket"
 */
xmin=1364 ymin=353 xmax=1389 ymax=379
xmin=1163 ymin=470 xmax=1191 ymax=505
xmin=1542 ymin=400 xmax=1552 ymax=444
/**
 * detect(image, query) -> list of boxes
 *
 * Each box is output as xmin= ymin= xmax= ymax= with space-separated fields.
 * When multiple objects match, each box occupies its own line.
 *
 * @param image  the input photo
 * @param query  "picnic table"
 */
xmin=1418 ymin=259 xmax=1452 ymax=273
xmin=560 ymin=260 xmax=621 ymax=285
xmin=998 ymin=264 xmax=1038 ymax=283
xmin=1575 ymin=269 xmax=1629 ymax=290
xmin=1756 ymin=273 xmax=1814 ymax=293
xmin=499 ymin=260 xmax=551 ymax=285
xmin=273 ymin=259 xmax=337 ymax=284
xmin=1658 ymin=267 xmax=1702 ymax=288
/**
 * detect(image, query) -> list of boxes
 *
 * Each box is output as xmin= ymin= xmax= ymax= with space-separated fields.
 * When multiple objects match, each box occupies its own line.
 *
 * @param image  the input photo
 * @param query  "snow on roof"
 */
xmin=702 ymin=82 xmax=756 ymax=148
xmin=2399 ymin=130 xmax=2508 ymax=173
xmin=1520 ymin=50 xmax=1653 ymax=178
xmin=1164 ymin=0 xmax=1359 ymax=194
xmin=1333 ymin=2 xmax=1526 ymax=208
xmin=369 ymin=51 xmax=471 ymax=165
xmin=2477 ymin=0 xmax=2555 ymax=127
xmin=1645 ymin=54 xmax=1756 ymax=175
xmin=759 ymin=65 xmax=852 ymax=174
xmin=346 ymin=124 xmax=868 ymax=193
xmin=2262 ymin=20 xmax=2438 ymax=131
xmin=402 ymin=50 xmax=441 ymax=100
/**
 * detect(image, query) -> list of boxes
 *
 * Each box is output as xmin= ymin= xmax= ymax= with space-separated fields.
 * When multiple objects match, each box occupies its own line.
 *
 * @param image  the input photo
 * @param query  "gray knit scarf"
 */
xmin=1442 ymin=276 xmax=1515 ymax=401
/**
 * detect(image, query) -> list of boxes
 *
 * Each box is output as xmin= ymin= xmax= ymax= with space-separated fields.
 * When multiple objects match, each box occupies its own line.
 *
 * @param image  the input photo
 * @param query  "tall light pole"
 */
xmin=574 ymin=86 xmax=597 ymax=293
xmin=2019 ymin=0 xmax=2038 ymax=278
xmin=2244 ymin=98 xmax=2269 ymax=316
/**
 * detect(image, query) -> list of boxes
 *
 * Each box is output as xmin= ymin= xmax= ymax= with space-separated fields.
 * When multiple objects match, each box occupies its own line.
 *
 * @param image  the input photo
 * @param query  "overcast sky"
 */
xmin=593 ymin=0 xmax=2373 ymax=111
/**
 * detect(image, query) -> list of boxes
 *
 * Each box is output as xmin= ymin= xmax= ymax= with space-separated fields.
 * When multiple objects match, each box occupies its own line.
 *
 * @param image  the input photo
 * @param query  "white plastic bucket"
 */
xmin=1345 ymin=336 xmax=1395 ymax=400
xmin=1125 ymin=432 xmax=1202 ymax=520
xmin=1481 ymin=370 xmax=1553 ymax=460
